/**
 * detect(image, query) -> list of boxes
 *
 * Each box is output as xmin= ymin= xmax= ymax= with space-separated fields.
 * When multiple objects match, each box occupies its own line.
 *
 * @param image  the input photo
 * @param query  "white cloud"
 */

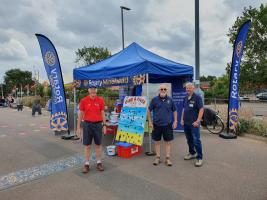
xmin=0 ymin=39 xmax=28 ymax=61
xmin=0 ymin=0 xmax=263 ymax=83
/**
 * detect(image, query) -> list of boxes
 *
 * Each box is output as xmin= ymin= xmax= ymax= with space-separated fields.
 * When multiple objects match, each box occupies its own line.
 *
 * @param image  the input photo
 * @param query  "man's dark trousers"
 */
xmin=184 ymin=124 xmax=202 ymax=160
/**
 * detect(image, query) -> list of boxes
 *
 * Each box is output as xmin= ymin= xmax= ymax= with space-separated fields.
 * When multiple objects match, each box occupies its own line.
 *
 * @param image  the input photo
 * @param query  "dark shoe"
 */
xmin=96 ymin=163 xmax=104 ymax=171
xmin=82 ymin=164 xmax=90 ymax=173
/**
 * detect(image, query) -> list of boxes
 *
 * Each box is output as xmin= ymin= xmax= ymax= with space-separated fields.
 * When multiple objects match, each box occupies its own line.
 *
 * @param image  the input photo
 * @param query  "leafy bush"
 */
xmin=22 ymin=96 xmax=46 ymax=108
xmin=237 ymin=118 xmax=267 ymax=137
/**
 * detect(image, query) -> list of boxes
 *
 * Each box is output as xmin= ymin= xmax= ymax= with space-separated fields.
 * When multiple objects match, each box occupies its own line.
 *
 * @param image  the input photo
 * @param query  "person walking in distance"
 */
xmin=76 ymin=87 xmax=106 ymax=173
xmin=181 ymin=82 xmax=204 ymax=167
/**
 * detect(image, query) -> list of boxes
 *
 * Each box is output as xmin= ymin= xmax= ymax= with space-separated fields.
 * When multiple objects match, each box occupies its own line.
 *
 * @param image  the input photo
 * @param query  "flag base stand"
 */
xmin=72 ymin=135 xmax=80 ymax=140
xmin=219 ymin=132 xmax=237 ymax=139
xmin=61 ymin=133 xmax=80 ymax=140
xmin=61 ymin=133 xmax=75 ymax=140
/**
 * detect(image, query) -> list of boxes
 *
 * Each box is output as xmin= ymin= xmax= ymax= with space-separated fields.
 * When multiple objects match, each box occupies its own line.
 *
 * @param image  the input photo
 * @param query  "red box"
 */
xmin=105 ymin=125 xmax=118 ymax=135
xmin=116 ymin=142 xmax=141 ymax=158
xmin=115 ymin=105 xmax=122 ymax=113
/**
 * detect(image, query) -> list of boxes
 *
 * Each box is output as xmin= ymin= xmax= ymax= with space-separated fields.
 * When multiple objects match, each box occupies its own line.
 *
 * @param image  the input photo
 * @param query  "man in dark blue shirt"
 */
xmin=181 ymin=82 xmax=204 ymax=167
xmin=148 ymin=84 xmax=177 ymax=167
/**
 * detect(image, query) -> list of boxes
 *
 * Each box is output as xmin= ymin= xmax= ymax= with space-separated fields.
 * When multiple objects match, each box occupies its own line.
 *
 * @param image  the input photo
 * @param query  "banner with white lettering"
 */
xmin=36 ymin=34 xmax=69 ymax=131
xmin=227 ymin=20 xmax=251 ymax=133
xmin=171 ymin=76 xmax=192 ymax=131
xmin=73 ymin=74 xmax=146 ymax=88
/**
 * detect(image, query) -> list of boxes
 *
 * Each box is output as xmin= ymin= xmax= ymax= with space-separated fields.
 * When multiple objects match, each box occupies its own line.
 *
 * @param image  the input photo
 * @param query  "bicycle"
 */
xmin=201 ymin=107 xmax=224 ymax=134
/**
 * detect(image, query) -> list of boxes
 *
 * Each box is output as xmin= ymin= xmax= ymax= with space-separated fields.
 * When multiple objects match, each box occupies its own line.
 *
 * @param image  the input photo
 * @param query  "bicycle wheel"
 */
xmin=206 ymin=115 xmax=224 ymax=134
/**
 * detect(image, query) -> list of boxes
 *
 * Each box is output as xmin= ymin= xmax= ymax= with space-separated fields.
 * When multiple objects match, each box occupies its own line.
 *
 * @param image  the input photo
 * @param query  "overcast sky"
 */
xmin=0 ymin=0 xmax=263 ymax=83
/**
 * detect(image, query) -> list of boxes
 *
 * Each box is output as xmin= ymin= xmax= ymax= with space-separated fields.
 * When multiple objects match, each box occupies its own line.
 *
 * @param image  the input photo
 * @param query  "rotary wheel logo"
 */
xmin=50 ymin=112 xmax=68 ymax=131
xmin=229 ymin=108 xmax=238 ymax=131
xmin=133 ymin=74 xmax=146 ymax=85
xmin=73 ymin=80 xmax=81 ymax=88
xmin=236 ymin=41 xmax=243 ymax=58
xmin=45 ymin=51 xmax=56 ymax=66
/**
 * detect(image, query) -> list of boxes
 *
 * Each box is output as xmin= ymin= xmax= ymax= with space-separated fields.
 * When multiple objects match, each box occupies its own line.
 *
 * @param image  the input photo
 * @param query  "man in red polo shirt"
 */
xmin=76 ymin=87 xmax=106 ymax=173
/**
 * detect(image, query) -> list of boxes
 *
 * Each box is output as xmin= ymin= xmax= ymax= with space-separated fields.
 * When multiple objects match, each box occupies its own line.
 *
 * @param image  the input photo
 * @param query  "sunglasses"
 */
xmin=160 ymin=88 xmax=167 ymax=91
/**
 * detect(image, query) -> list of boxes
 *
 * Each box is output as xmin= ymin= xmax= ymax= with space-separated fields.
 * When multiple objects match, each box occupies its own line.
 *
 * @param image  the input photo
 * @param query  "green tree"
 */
xmin=75 ymin=46 xmax=111 ymax=66
xmin=4 ymin=69 xmax=35 ymax=94
xmin=204 ymin=75 xmax=229 ymax=99
xmin=227 ymin=4 xmax=267 ymax=92
xmin=200 ymin=75 xmax=217 ymax=87
xmin=74 ymin=46 xmax=114 ymax=100
xmin=36 ymin=83 xmax=44 ymax=97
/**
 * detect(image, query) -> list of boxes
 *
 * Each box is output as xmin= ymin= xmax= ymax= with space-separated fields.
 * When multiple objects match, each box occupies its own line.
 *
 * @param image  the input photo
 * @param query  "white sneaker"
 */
xmin=195 ymin=159 xmax=203 ymax=167
xmin=184 ymin=153 xmax=197 ymax=160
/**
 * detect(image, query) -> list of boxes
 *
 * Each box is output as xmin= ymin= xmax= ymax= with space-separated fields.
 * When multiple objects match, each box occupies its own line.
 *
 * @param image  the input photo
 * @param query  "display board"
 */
xmin=115 ymin=96 xmax=148 ymax=146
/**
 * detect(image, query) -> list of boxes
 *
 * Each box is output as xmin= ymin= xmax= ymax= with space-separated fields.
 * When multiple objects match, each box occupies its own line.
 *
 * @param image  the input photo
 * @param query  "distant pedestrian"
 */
xmin=181 ymin=82 xmax=204 ymax=167
xmin=32 ymin=101 xmax=42 ymax=116
xmin=16 ymin=98 xmax=23 ymax=111
xmin=8 ymin=95 xmax=14 ymax=108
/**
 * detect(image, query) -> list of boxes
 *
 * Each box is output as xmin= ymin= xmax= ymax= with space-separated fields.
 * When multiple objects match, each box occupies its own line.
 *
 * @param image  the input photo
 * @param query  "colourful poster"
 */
xmin=116 ymin=96 xmax=148 ymax=146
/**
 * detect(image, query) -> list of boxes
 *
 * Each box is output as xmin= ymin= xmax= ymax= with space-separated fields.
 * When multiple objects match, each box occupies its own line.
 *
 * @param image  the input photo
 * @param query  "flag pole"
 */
xmin=219 ymin=20 xmax=251 ymax=139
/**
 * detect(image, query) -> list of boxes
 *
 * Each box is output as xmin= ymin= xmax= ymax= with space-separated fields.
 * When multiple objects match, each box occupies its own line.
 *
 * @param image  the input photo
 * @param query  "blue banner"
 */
xmin=228 ymin=20 xmax=251 ymax=132
xmin=36 ymin=34 xmax=69 ymax=131
xmin=73 ymin=74 xmax=146 ymax=88
xmin=171 ymin=76 xmax=192 ymax=131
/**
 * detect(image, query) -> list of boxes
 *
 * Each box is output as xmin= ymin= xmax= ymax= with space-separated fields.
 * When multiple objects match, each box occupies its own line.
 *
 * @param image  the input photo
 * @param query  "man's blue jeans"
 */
xmin=184 ymin=124 xmax=203 ymax=160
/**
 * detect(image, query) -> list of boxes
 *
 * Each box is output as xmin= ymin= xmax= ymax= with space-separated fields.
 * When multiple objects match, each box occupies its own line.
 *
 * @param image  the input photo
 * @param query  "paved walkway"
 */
xmin=0 ymin=107 xmax=266 ymax=200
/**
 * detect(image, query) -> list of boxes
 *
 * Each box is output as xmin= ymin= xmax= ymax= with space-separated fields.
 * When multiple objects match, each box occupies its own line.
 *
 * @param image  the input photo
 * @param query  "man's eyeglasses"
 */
xmin=160 ymin=88 xmax=167 ymax=91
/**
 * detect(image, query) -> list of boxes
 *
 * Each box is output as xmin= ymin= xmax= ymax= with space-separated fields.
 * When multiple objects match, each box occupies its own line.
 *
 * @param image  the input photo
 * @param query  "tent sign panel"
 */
xmin=74 ymin=74 xmax=146 ymax=88
xmin=116 ymin=96 xmax=148 ymax=146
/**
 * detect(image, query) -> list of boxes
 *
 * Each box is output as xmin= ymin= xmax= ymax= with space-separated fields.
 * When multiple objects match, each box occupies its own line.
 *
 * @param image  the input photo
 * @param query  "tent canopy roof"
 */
xmin=73 ymin=42 xmax=193 ymax=81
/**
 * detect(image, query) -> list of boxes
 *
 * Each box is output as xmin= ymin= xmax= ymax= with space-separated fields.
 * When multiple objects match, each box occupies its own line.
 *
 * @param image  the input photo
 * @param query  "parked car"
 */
xmin=256 ymin=92 xmax=267 ymax=100
xmin=239 ymin=95 xmax=250 ymax=101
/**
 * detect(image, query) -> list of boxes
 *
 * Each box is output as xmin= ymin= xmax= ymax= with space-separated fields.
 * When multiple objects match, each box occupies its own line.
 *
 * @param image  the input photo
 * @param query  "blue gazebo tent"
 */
xmin=73 ymin=42 xmax=193 ymax=83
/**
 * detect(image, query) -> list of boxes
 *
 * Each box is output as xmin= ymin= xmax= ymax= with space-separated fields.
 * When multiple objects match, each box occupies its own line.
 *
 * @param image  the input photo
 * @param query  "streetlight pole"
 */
xmin=194 ymin=0 xmax=204 ymax=104
xmin=195 ymin=0 xmax=200 ymax=81
xmin=120 ymin=6 xmax=131 ymax=99
xmin=120 ymin=6 xmax=131 ymax=49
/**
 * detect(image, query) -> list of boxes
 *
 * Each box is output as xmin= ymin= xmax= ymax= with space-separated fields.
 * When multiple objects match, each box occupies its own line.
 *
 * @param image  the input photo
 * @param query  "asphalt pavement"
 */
xmin=0 ymin=107 xmax=266 ymax=200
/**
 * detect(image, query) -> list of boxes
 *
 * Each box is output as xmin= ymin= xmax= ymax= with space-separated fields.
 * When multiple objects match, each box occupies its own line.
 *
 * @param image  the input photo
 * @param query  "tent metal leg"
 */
xmin=145 ymin=73 xmax=156 ymax=156
xmin=61 ymin=86 xmax=78 ymax=140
